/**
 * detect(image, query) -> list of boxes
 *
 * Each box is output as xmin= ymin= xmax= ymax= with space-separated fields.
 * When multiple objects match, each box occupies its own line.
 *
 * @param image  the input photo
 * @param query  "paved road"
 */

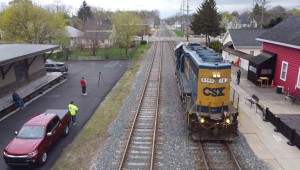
xmin=0 ymin=60 xmax=128 ymax=169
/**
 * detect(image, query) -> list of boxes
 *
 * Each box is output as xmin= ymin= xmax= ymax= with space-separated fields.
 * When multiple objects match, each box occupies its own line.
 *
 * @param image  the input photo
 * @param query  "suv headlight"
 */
xmin=27 ymin=150 xmax=38 ymax=158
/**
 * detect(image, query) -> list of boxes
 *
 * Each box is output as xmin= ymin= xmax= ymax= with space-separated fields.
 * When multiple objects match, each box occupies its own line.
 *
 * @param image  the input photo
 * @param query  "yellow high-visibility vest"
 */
xmin=68 ymin=104 xmax=78 ymax=116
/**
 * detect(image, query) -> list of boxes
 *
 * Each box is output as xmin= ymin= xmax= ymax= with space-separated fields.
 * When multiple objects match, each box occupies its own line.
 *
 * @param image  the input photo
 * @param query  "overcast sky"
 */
xmin=1 ymin=0 xmax=300 ymax=18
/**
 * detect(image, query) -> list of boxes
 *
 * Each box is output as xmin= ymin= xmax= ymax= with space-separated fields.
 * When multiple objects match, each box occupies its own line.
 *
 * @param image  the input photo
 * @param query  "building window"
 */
xmin=250 ymin=51 xmax=254 ymax=55
xmin=297 ymin=67 xmax=300 ymax=89
xmin=280 ymin=61 xmax=288 ymax=81
xmin=261 ymin=69 xmax=272 ymax=75
xmin=249 ymin=65 xmax=257 ymax=73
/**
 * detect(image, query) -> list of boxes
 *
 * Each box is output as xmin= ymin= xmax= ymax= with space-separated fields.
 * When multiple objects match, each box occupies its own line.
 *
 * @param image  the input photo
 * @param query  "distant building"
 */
xmin=80 ymin=19 xmax=114 ymax=50
xmin=221 ymin=16 xmax=258 ymax=30
xmin=65 ymin=26 xmax=84 ymax=48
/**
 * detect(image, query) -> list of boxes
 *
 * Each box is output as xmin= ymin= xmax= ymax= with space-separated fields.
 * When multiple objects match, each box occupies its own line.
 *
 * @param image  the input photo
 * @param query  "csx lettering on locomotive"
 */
xmin=203 ymin=87 xmax=225 ymax=96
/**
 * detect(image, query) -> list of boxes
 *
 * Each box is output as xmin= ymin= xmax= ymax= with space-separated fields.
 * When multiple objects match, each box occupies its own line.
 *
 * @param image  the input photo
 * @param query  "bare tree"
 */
xmin=254 ymin=0 xmax=269 ymax=28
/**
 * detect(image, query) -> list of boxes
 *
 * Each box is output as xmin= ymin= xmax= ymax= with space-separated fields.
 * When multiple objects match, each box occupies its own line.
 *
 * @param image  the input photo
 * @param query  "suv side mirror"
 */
xmin=14 ymin=131 xmax=18 ymax=135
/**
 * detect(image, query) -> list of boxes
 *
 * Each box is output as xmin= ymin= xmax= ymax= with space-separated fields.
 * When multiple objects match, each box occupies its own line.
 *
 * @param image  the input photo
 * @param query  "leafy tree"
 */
xmin=0 ymin=1 xmax=66 ymax=44
xmin=291 ymin=8 xmax=300 ymax=15
xmin=231 ymin=11 xmax=239 ymax=18
xmin=77 ymin=0 xmax=92 ymax=23
xmin=264 ymin=17 xmax=283 ymax=28
xmin=191 ymin=0 xmax=222 ymax=45
xmin=208 ymin=41 xmax=222 ymax=53
xmin=111 ymin=11 xmax=142 ymax=56
xmin=222 ymin=12 xmax=233 ymax=21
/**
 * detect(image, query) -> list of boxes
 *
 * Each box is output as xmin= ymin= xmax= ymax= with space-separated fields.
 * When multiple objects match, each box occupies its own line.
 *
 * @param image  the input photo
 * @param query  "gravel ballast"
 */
xmin=89 ymin=30 xmax=268 ymax=170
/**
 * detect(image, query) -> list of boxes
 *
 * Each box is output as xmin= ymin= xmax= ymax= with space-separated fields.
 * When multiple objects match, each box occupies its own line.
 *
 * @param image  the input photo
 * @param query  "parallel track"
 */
xmin=118 ymin=41 xmax=162 ymax=170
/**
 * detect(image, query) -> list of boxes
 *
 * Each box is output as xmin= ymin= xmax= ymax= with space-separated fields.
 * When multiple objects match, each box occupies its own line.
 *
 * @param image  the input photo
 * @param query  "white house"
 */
xmin=65 ymin=26 xmax=84 ymax=48
xmin=221 ymin=29 xmax=265 ymax=70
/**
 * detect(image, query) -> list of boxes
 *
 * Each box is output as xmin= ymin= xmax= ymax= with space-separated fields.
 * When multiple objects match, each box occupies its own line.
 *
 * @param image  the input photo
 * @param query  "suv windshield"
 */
xmin=17 ymin=126 xmax=44 ymax=139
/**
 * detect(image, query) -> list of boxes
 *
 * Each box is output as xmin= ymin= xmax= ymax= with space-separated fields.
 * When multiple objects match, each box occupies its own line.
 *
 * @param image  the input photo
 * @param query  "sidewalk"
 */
xmin=231 ymin=66 xmax=300 ymax=170
xmin=0 ymin=72 xmax=66 ymax=120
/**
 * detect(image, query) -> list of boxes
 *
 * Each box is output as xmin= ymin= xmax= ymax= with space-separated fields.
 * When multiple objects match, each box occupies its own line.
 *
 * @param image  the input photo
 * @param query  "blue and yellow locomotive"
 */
xmin=175 ymin=43 xmax=239 ymax=141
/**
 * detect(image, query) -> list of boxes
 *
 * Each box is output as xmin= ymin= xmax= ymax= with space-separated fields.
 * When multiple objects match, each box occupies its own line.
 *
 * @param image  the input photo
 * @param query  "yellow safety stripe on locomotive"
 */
xmin=197 ymin=68 xmax=231 ymax=107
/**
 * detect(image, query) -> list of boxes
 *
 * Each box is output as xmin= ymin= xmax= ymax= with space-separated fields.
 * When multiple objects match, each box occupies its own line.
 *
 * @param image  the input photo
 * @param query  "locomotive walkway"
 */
xmin=231 ymin=66 xmax=300 ymax=170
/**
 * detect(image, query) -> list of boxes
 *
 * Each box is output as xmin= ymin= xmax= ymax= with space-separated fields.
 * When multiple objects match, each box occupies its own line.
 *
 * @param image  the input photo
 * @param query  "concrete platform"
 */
xmin=231 ymin=66 xmax=300 ymax=170
xmin=0 ymin=72 xmax=65 ymax=120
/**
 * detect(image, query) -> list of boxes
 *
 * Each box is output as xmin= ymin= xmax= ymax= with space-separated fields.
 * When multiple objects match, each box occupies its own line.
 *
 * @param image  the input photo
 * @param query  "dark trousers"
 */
xmin=16 ymin=99 xmax=25 ymax=109
xmin=71 ymin=115 xmax=76 ymax=124
xmin=81 ymin=86 xmax=86 ymax=94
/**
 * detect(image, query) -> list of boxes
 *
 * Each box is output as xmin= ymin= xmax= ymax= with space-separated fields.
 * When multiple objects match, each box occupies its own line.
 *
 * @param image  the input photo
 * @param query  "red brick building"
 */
xmin=257 ymin=15 xmax=300 ymax=94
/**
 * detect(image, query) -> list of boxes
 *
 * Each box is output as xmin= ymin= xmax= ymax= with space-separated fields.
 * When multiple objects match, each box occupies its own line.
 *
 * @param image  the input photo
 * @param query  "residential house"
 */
xmin=256 ymin=15 xmax=300 ymax=93
xmin=221 ymin=15 xmax=257 ymax=30
xmin=222 ymin=29 xmax=266 ymax=71
xmin=80 ymin=19 xmax=113 ymax=50
xmin=65 ymin=26 xmax=84 ymax=49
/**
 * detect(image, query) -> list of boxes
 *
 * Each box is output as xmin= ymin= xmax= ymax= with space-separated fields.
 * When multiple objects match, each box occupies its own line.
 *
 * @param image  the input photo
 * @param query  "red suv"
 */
xmin=3 ymin=110 xmax=71 ymax=167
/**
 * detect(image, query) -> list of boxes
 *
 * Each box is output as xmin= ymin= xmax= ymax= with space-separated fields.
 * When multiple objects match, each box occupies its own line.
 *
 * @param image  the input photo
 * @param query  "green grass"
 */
xmin=173 ymin=30 xmax=185 ymax=37
xmin=69 ymin=44 xmax=150 ymax=60
xmin=130 ymin=44 xmax=151 ymax=59
xmin=71 ymin=47 xmax=126 ymax=57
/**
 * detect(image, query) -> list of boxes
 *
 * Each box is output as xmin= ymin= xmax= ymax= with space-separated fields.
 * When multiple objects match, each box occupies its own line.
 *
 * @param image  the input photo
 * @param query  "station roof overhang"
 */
xmin=221 ymin=42 xmax=254 ymax=60
xmin=249 ymin=51 xmax=277 ymax=65
xmin=0 ymin=44 xmax=60 ymax=66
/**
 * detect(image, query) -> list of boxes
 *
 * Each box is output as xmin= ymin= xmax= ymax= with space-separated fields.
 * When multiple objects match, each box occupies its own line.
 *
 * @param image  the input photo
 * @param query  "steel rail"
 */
xmin=118 ymin=42 xmax=159 ymax=170
xmin=226 ymin=143 xmax=242 ymax=170
xmin=150 ymin=42 xmax=163 ymax=170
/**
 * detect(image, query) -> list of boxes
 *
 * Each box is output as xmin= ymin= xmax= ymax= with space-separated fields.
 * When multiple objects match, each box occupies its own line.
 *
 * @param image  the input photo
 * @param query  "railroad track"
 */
xmin=196 ymin=141 xmax=241 ymax=170
xmin=117 ymin=41 xmax=162 ymax=170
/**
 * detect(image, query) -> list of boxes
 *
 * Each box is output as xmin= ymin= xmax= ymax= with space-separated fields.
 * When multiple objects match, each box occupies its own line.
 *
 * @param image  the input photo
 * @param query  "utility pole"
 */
xmin=186 ymin=0 xmax=190 ymax=41
xmin=181 ymin=0 xmax=184 ymax=32
xmin=261 ymin=0 xmax=266 ymax=29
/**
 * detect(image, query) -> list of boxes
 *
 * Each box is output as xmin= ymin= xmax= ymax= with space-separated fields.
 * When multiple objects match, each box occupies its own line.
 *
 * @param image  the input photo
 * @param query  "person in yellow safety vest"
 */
xmin=68 ymin=101 xmax=78 ymax=125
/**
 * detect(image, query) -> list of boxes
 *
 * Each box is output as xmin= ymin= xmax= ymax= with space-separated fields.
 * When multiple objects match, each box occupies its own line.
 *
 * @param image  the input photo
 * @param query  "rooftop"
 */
xmin=0 ymin=44 xmax=59 ymax=66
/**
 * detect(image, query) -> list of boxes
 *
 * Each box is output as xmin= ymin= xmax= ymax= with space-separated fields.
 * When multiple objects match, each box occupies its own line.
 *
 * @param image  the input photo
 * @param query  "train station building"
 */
xmin=0 ymin=44 xmax=59 ymax=97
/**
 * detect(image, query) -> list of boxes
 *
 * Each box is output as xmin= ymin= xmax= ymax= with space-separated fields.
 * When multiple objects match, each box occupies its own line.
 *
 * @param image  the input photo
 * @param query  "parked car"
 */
xmin=45 ymin=60 xmax=68 ymax=73
xmin=3 ymin=109 xmax=71 ymax=167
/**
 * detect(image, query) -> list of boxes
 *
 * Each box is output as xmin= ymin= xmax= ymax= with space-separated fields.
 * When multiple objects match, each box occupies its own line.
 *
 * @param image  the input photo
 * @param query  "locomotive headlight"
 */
xmin=225 ymin=118 xmax=231 ymax=124
xmin=200 ymin=117 xmax=205 ymax=123
xmin=212 ymin=73 xmax=220 ymax=78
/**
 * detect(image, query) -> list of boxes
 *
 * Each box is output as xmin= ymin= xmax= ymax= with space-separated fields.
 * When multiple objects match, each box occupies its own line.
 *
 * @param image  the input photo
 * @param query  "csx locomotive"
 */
xmin=174 ymin=43 xmax=239 ymax=141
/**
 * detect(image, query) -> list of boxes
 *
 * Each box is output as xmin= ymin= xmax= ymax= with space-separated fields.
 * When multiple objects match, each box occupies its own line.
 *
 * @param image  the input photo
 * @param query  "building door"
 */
xmin=14 ymin=61 xmax=27 ymax=82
